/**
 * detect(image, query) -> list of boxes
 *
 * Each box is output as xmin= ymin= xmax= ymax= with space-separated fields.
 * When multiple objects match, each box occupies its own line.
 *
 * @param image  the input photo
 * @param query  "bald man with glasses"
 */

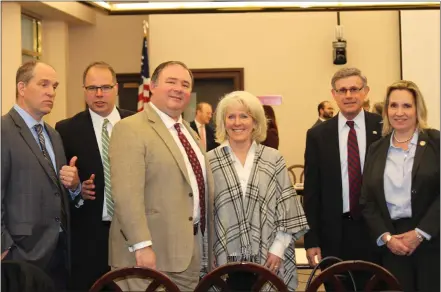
xmin=55 ymin=61 xmax=134 ymax=291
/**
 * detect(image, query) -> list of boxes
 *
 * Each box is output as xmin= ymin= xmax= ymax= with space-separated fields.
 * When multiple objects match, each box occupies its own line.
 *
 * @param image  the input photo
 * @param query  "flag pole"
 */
xmin=138 ymin=20 xmax=151 ymax=112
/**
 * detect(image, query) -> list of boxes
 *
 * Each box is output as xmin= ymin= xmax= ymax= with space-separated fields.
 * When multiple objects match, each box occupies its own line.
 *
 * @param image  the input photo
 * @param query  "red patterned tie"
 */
xmin=174 ymin=123 xmax=206 ymax=235
xmin=347 ymin=121 xmax=362 ymax=219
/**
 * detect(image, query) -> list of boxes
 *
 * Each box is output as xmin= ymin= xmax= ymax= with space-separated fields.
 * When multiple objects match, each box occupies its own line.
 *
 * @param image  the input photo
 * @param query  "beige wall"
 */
xmin=41 ymin=20 xmax=69 ymax=126
xmin=148 ymin=12 xmax=401 ymax=166
xmin=1 ymin=2 xmax=95 ymax=125
xmin=3 ymin=8 xmax=402 ymax=166
xmin=68 ymin=14 xmax=147 ymax=117
xmin=68 ymin=11 xmax=400 ymax=166
xmin=1 ymin=2 xmax=21 ymax=114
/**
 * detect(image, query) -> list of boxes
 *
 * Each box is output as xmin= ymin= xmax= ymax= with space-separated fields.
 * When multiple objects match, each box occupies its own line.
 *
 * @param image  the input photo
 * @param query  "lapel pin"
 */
xmin=373 ymin=131 xmax=378 ymax=135
xmin=420 ymin=141 xmax=426 ymax=146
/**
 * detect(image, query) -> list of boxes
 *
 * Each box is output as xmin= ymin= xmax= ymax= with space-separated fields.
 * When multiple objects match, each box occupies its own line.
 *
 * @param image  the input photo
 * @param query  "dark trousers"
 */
xmin=382 ymin=218 xmax=440 ymax=292
xmin=226 ymin=271 xmax=258 ymax=292
xmin=322 ymin=216 xmax=382 ymax=292
xmin=68 ymin=221 xmax=111 ymax=291
xmin=45 ymin=231 xmax=68 ymax=291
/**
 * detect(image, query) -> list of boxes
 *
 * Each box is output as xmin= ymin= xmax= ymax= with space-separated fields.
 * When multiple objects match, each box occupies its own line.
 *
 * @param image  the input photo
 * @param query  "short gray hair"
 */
xmin=215 ymin=91 xmax=267 ymax=144
xmin=331 ymin=67 xmax=368 ymax=89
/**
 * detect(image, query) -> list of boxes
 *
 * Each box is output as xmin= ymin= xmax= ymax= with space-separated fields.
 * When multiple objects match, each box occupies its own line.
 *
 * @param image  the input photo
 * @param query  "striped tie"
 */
xmin=102 ymin=119 xmax=114 ymax=217
xmin=346 ymin=121 xmax=362 ymax=219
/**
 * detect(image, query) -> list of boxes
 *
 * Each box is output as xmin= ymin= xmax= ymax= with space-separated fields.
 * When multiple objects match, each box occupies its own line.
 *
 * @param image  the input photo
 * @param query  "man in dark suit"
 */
xmin=190 ymin=102 xmax=219 ymax=151
xmin=312 ymin=100 xmax=334 ymax=128
xmin=2 ymin=61 xmax=80 ymax=290
xmin=303 ymin=68 xmax=382 ymax=291
xmin=55 ymin=61 xmax=134 ymax=291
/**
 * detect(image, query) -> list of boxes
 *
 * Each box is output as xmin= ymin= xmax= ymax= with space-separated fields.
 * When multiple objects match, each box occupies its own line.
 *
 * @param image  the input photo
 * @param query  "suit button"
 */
xmin=189 ymin=193 xmax=193 ymax=197
xmin=411 ymin=189 xmax=417 ymax=194
xmin=189 ymin=217 xmax=193 ymax=221
xmin=55 ymin=193 xmax=60 ymax=197
xmin=55 ymin=217 xmax=60 ymax=222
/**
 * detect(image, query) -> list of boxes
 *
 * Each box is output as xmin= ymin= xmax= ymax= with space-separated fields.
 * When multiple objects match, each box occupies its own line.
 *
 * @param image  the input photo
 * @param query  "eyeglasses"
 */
xmin=334 ymin=86 xmax=364 ymax=95
xmin=84 ymin=84 xmax=115 ymax=93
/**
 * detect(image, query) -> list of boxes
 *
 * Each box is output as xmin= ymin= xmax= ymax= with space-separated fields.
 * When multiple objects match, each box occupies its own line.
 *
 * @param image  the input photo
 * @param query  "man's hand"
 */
xmin=264 ymin=252 xmax=282 ymax=273
xmin=400 ymin=230 xmax=422 ymax=255
xmin=386 ymin=234 xmax=411 ymax=256
xmin=135 ymin=246 xmax=156 ymax=269
xmin=60 ymin=156 xmax=80 ymax=190
xmin=1 ymin=250 xmax=9 ymax=260
xmin=306 ymin=247 xmax=322 ymax=267
xmin=81 ymin=174 xmax=96 ymax=200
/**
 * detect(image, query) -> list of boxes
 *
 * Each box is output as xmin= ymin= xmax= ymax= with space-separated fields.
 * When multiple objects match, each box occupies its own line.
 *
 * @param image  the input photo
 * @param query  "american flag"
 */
xmin=137 ymin=36 xmax=150 ymax=111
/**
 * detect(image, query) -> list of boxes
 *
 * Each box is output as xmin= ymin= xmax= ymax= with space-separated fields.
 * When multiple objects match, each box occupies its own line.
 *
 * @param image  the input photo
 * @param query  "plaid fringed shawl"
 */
xmin=208 ymin=144 xmax=309 ymax=291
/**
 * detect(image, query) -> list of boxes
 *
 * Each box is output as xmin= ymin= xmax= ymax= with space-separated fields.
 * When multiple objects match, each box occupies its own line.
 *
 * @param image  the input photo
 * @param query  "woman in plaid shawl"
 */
xmin=207 ymin=91 xmax=309 ymax=291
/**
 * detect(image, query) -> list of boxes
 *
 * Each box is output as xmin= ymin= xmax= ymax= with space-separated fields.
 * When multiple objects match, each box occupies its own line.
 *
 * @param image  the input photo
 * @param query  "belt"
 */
xmin=342 ymin=212 xmax=354 ymax=220
xmin=194 ymin=224 xmax=198 ymax=236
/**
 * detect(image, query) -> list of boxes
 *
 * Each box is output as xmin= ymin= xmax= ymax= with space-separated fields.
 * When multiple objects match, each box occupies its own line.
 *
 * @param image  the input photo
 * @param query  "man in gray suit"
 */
xmin=1 ymin=60 xmax=80 ymax=290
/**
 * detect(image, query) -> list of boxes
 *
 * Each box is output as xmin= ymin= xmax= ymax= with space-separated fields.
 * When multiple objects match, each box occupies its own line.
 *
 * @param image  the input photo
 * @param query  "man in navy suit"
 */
xmin=190 ymin=102 xmax=219 ymax=152
xmin=303 ymin=68 xmax=382 ymax=291
xmin=56 ymin=61 xmax=134 ymax=291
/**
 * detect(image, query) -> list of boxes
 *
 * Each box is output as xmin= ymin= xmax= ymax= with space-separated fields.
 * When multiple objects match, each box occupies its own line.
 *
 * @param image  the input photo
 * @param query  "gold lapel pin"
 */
xmin=373 ymin=131 xmax=378 ymax=135
xmin=420 ymin=141 xmax=426 ymax=146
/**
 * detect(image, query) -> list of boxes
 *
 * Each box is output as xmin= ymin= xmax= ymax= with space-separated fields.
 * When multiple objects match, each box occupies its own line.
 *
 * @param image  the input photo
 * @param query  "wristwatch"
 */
xmin=415 ymin=230 xmax=424 ymax=242
xmin=384 ymin=234 xmax=392 ymax=244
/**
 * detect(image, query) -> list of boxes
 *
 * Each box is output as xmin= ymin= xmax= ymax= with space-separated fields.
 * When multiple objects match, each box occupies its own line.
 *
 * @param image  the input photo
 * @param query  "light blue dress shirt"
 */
xmin=377 ymin=131 xmax=430 ymax=246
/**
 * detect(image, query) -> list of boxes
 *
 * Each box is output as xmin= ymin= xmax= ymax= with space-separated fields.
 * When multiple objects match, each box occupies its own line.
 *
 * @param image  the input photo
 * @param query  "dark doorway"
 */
xmin=115 ymin=68 xmax=244 ymax=118
xmin=116 ymin=73 xmax=139 ymax=113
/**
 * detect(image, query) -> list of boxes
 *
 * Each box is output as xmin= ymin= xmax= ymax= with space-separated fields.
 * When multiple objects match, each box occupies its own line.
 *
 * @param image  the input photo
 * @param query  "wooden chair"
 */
xmin=89 ymin=267 xmax=180 ymax=292
xmin=306 ymin=260 xmax=402 ymax=292
xmin=287 ymin=164 xmax=304 ymax=185
xmin=194 ymin=262 xmax=288 ymax=292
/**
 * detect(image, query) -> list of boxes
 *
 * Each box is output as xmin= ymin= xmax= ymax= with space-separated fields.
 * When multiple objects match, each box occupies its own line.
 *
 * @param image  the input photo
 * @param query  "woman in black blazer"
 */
xmin=361 ymin=80 xmax=439 ymax=292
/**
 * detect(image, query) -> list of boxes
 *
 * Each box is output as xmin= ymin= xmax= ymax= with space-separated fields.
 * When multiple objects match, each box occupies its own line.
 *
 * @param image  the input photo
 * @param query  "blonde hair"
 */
xmin=215 ymin=91 xmax=267 ymax=144
xmin=382 ymin=80 xmax=429 ymax=136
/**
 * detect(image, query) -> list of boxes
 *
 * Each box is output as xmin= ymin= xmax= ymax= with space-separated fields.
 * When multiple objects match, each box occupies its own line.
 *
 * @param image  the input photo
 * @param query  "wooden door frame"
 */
xmin=116 ymin=68 xmax=244 ymax=90
xmin=191 ymin=68 xmax=244 ymax=90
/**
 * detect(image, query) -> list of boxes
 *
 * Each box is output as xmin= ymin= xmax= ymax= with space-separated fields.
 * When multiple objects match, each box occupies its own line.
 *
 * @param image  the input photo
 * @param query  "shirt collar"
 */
xmin=220 ymin=140 xmax=257 ymax=161
xmin=338 ymin=109 xmax=365 ymax=132
xmin=149 ymin=102 xmax=183 ymax=129
xmin=14 ymin=104 xmax=44 ymax=130
xmin=89 ymin=106 xmax=120 ymax=126
xmin=195 ymin=120 xmax=204 ymax=129
xmin=389 ymin=130 xmax=419 ymax=149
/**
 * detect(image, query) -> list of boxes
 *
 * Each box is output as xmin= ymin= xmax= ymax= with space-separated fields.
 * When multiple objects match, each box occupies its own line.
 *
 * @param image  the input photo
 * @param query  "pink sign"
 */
xmin=258 ymin=95 xmax=282 ymax=106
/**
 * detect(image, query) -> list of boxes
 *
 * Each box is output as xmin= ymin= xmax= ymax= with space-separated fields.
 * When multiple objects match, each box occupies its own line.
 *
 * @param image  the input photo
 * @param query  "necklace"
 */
xmin=393 ymin=132 xmax=413 ymax=143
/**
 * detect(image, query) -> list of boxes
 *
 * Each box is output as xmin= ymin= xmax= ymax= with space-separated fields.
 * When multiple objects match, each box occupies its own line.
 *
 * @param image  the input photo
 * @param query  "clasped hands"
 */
xmin=385 ymin=230 xmax=422 ymax=256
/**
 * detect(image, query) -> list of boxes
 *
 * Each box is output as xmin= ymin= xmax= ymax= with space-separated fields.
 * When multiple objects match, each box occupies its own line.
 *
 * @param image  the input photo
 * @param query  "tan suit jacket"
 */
xmin=108 ymin=103 xmax=214 ymax=273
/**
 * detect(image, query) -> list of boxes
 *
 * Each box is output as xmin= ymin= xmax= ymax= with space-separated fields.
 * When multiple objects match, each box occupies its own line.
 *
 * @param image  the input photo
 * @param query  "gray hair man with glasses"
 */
xmin=303 ymin=67 xmax=383 ymax=291
xmin=55 ymin=61 xmax=134 ymax=291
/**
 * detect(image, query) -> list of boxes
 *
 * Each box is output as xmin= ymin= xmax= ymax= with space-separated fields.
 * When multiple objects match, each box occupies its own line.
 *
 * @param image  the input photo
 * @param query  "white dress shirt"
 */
xmin=222 ymin=141 xmax=292 ymax=259
xmin=76 ymin=107 xmax=121 ymax=221
xmin=130 ymin=103 xmax=207 ymax=252
xmin=338 ymin=110 xmax=367 ymax=213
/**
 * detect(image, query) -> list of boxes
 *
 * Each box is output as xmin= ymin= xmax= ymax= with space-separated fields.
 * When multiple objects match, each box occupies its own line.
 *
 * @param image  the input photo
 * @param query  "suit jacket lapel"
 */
xmin=9 ymin=109 xmax=60 ymax=187
xmin=144 ymin=104 xmax=192 ymax=186
xmin=325 ymin=117 xmax=342 ymax=184
xmin=364 ymin=112 xmax=381 ymax=153
xmin=372 ymin=135 xmax=393 ymax=227
xmin=412 ymin=131 xmax=428 ymax=183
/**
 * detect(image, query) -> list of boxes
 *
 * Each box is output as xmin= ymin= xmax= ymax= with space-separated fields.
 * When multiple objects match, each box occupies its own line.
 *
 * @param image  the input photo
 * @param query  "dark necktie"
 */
xmin=174 ymin=123 xmax=206 ymax=235
xmin=346 ymin=121 xmax=362 ymax=219
xmin=33 ymin=124 xmax=67 ymax=230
